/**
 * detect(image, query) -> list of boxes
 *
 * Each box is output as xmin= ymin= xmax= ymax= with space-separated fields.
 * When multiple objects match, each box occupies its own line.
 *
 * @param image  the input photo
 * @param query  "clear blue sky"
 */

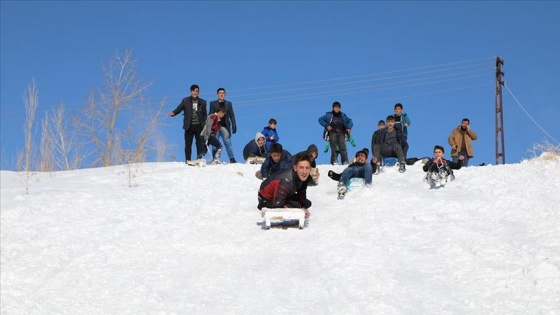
xmin=1 ymin=1 xmax=559 ymax=169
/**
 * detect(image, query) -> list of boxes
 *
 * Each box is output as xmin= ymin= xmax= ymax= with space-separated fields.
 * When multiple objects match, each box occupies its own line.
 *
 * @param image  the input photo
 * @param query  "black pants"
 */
xmin=184 ymin=125 xmax=203 ymax=161
xmin=373 ymin=143 xmax=405 ymax=163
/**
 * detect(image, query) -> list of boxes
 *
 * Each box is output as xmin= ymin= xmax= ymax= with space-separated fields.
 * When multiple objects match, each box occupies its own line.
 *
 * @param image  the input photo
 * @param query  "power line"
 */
xmin=503 ymin=81 xmax=559 ymax=145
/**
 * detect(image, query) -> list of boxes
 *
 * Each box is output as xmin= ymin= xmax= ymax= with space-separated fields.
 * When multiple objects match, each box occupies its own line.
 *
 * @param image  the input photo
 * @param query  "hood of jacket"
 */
xmin=254 ymin=132 xmax=265 ymax=145
xmin=307 ymin=144 xmax=319 ymax=159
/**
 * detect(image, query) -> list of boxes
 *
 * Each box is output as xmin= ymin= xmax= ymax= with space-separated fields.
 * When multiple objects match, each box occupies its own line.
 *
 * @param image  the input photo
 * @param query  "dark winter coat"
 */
xmin=171 ymin=96 xmax=208 ymax=131
xmin=293 ymin=144 xmax=319 ymax=168
xmin=209 ymin=100 xmax=236 ymax=136
xmin=318 ymin=111 xmax=354 ymax=140
xmin=258 ymin=167 xmax=311 ymax=210
xmin=243 ymin=132 xmax=268 ymax=160
xmin=423 ymin=158 xmax=462 ymax=172
xmin=260 ymin=149 xmax=293 ymax=178
xmin=371 ymin=127 xmax=409 ymax=153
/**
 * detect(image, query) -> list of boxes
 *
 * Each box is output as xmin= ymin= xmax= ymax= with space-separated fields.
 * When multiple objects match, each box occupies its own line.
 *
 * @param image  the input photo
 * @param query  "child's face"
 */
xmin=217 ymin=111 xmax=225 ymax=119
xmin=355 ymin=152 xmax=367 ymax=163
xmin=394 ymin=107 xmax=402 ymax=115
xmin=257 ymin=137 xmax=265 ymax=146
xmin=269 ymin=123 xmax=276 ymax=129
xmin=434 ymin=149 xmax=444 ymax=159
xmin=378 ymin=123 xmax=385 ymax=130
xmin=293 ymin=160 xmax=311 ymax=182
xmin=271 ymin=152 xmax=282 ymax=163
xmin=333 ymin=106 xmax=341 ymax=113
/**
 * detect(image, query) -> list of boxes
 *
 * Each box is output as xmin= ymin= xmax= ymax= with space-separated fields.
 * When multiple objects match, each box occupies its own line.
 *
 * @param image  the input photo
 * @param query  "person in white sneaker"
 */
xmin=200 ymin=107 xmax=226 ymax=164
xmin=209 ymin=87 xmax=238 ymax=163
xmin=329 ymin=149 xmax=374 ymax=195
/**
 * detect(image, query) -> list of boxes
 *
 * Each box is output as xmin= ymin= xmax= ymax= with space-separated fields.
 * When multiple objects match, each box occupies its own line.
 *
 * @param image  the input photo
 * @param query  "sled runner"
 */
xmin=261 ymin=207 xmax=308 ymax=230
xmin=186 ymin=159 xmax=206 ymax=167
xmin=246 ymin=157 xmax=266 ymax=165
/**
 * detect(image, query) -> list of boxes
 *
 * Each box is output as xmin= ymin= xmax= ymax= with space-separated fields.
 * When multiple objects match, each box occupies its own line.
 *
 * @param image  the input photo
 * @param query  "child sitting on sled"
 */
xmin=423 ymin=145 xmax=463 ymax=187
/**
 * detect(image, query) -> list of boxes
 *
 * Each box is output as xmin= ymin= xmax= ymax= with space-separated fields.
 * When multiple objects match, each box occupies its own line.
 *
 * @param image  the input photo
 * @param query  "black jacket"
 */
xmin=172 ymin=96 xmax=207 ymax=130
xmin=258 ymin=167 xmax=311 ymax=209
xmin=423 ymin=158 xmax=462 ymax=172
xmin=371 ymin=127 xmax=409 ymax=153
xmin=209 ymin=100 xmax=236 ymax=135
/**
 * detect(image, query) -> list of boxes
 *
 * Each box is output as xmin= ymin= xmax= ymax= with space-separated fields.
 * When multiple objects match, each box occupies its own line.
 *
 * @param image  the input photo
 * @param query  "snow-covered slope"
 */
xmin=1 ymin=157 xmax=559 ymax=314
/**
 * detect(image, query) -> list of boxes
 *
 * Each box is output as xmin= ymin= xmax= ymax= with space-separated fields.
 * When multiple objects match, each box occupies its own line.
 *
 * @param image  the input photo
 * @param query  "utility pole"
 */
xmin=495 ymin=57 xmax=506 ymax=165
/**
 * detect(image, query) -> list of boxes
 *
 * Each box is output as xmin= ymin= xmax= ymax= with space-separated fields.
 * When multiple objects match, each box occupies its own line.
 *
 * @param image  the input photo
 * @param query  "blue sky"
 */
xmin=1 ymin=1 xmax=559 ymax=169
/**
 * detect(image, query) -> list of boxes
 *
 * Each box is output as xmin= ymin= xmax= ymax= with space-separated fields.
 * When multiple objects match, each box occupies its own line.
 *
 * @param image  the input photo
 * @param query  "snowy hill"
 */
xmin=1 ymin=157 xmax=559 ymax=314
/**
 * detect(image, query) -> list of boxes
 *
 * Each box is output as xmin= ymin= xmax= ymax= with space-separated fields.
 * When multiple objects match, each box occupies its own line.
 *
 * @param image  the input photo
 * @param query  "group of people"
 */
xmin=170 ymin=85 xmax=479 ymax=216
xmin=169 ymin=85 xmax=238 ymax=164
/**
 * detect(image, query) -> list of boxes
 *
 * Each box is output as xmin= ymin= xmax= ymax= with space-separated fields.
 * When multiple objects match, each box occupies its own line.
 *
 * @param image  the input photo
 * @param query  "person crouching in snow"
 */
xmin=257 ymin=153 xmax=313 ymax=219
xmin=243 ymin=132 xmax=268 ymax=163
xmin=201 ymin=107 xmax=226 ymax=164
xmin=423 ymin=145 xmax=463 ymax=187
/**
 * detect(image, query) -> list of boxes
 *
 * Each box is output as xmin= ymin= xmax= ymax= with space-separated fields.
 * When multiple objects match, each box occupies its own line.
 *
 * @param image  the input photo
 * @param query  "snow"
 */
xmin=1 ymin=156 xmax=559 ymax=314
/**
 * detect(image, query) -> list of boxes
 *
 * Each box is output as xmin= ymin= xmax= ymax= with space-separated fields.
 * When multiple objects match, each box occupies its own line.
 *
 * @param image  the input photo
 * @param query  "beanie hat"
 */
xmin=355 ymin=148 xmax=369 ymax=159
xmin=378 ymin=120 xmax=385 ymax=126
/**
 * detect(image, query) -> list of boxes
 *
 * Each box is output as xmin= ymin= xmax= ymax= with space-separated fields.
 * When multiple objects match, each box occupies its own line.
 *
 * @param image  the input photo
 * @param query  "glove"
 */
xmin=232 ymin=125 xmax=237 ymax=134
xmin=349 ymin=135 xmax=356 ymax=147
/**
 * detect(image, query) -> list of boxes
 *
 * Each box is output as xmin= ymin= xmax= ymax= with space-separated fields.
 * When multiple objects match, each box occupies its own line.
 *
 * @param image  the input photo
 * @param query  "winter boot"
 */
xmin=398 ymin=163 xmax=406 ymax=173
xmin=230 ymin=158 xmax=237 ymax=164
xmin=374 ymin=163 xmax=381 ymax=175
xmin=337 ymin=182 xmax=347 ymax=195
xmin=212 ymin=148 xmax=222 ymax=164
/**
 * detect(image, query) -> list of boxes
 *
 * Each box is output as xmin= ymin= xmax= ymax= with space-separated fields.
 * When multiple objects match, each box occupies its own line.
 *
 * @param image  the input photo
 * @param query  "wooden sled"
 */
xmin=246 ymin=157 xmax=266 ymax=165
xmin=261 ymin=207 xmax=307 ymax=230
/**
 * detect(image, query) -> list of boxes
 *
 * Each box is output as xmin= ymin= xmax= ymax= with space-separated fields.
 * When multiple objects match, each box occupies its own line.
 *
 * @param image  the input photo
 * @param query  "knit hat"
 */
xmin=355 ymin=148 xmax=369 ymax=159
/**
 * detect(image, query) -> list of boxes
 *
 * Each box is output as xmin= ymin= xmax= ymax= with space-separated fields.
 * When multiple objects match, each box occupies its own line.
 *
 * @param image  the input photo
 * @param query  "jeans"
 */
xmin=452 ymin=150 xmax=470 ymax=166
xmin=213 ymin=128 xmax=235 ymax=160
xmin=340 ymin=163 xmax=373 ymax=185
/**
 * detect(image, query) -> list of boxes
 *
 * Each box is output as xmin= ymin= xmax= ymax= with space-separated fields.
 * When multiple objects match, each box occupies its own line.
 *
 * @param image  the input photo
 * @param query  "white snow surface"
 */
xmin=1 ymin=157 xmax=559 ymax=314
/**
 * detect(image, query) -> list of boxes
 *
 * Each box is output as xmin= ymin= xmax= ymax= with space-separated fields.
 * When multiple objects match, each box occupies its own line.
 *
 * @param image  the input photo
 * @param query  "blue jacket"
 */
xmin=209 ymin=100 xmax=236 ymax=136
xmin=260 ymin=149 xmax=292 ymax=178
xmin=261 ymin=126 xmax=280 ymax=151
xmin=318 ymin=111 xmax=354 ymax=140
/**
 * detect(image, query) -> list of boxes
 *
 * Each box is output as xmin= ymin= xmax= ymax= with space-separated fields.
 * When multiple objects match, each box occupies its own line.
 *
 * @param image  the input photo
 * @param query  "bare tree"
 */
xmin=76 ymin=49 xmax=157 ymax=167
xmin=38 ymin=113 xmax=55 ymax=172
xmin=19 ymin=79 xmax=39 ymax=193
xmin=48 ymin=104 xmax=84 ymax=170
